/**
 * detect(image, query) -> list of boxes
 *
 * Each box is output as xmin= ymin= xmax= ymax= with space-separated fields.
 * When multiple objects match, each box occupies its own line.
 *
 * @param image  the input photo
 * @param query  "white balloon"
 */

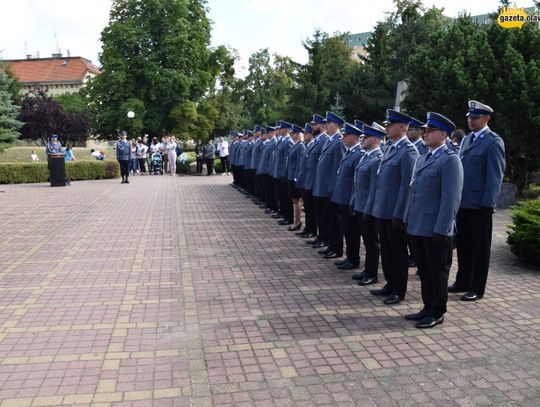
xmin=127 ymin=111 xmax=135 ymax=118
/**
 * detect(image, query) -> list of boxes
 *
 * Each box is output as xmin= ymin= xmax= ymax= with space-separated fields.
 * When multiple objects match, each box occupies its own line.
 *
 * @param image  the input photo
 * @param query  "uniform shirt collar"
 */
xmin=367 ymin=147 xmax=382 ymax=156
xmin=393 ymin=135 xmax=408 ymax=148
xmin=329 ymin=131 xmax=340 ymax=139
xmin=429 ymin=144 xmax=445 ymax=156
xmin=474 ymin=125 xmax=489 ymax=138
xmin=347 ymin=142 xmax=361 ymax=152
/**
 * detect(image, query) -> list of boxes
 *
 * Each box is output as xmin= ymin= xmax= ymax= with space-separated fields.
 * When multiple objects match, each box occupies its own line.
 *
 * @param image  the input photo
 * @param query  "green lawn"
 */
xmin=0 ymin=147 xmax=116 ymax=163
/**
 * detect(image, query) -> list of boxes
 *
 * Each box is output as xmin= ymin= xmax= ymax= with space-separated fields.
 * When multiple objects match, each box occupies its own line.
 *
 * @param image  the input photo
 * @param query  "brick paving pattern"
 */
xmin=0 ymin=175 xmax=538 ymax=407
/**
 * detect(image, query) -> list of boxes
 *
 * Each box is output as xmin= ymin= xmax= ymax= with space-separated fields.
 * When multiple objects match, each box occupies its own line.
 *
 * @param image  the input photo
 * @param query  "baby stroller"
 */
xmin=150 ymin=153 xmax=163 ymax=175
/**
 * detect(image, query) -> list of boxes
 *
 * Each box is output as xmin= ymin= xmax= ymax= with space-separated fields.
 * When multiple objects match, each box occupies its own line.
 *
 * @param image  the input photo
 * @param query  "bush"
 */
xmin=0 ymin=161 xmax=119 ymax=184
xmin=507 ymin=197 xmax=540 ymax=267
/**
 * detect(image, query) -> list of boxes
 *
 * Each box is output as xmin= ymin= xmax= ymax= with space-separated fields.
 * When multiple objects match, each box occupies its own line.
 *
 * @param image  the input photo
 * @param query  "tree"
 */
xmin=18 ymin=90 xmax=90 ymax=145
xmin=54 ymin=91 xmax=89 ymax=114
xmin=88 ymin=0 xmax=220 ymax=138
xmin=404 ymin=11 xmax=540 ymax=192
xmin=0 ymin=71 xmax=22 ymax=150
xmin=329 ymin=93 xmax=344 ymax=118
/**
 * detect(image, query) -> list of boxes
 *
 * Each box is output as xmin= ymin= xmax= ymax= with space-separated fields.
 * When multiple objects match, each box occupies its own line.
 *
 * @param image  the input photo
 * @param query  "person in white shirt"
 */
xmin=217 ymin=136 xmax=230 ymax=175
xmin=165 ymin=136 xmax=178 ymax=175
xmin=30 ymin=150 xmax=40 ymax=162
xmin=136 ymin=141 xmax=148 ymax=174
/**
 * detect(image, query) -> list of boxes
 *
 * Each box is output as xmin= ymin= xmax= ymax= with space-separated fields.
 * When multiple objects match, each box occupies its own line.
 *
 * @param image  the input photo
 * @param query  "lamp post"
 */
xmin=127 ymin=111 xmax=135 ymax=137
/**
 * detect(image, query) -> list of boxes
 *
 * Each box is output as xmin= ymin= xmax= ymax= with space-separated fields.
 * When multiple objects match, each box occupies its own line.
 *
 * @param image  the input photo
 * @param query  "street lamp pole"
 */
xmin=127 ymin=111 xmax=135 ymax=137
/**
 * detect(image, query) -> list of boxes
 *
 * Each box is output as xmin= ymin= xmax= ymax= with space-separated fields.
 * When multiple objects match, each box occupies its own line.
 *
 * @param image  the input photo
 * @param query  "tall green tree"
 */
xmin=88 ymin=0 xmax=218 ymax=138
xmin=240 ymin=49 xmax=296 ymax=128
xmin=0 ymin=71 xmax=22 ymax=150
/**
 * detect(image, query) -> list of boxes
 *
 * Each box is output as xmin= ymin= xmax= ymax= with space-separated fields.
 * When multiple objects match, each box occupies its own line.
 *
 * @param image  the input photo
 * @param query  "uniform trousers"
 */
xmin=358 ymin=213 xmax=380 ymax=277
xmin=327 ymin=201 xmax=343 ymax=255
xmin=301 ymin=189 xmax=317 ymax=234
xmin=118 ymin=160 xmax=130 ymax=180
xmin=264 ymin=175 xmax=277 ymax=211
xmin=339 ymin=205 xmax=360 ymax=265
xmin=279 ymin=178 xmax=293 ymax=222
xmin=377 ymin=218 xmax=409 ymax=297
xmin=314 ymin=196 xmax=329 ymax=243
xmin=455 ymin=208 xmax=493 ymax=296
xmin=409 ymin=235 xmax=453 ymax=317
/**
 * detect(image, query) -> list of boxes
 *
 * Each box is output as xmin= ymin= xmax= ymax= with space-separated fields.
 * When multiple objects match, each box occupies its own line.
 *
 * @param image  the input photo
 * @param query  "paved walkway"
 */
xmin=0 ymin=175 xmax=538 ymax=407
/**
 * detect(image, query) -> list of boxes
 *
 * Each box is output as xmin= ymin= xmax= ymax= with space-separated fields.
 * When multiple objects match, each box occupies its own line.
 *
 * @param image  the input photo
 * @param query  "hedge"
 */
xmin=0 ymin=161 xmax=120 ymax=184
xmin=507 ymin=197 xmax=540 ymax=267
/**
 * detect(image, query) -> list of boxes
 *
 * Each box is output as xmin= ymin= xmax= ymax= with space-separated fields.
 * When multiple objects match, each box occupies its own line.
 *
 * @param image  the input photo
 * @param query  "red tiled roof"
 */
xmin=5 ymin=57 xmax=100 ymax=83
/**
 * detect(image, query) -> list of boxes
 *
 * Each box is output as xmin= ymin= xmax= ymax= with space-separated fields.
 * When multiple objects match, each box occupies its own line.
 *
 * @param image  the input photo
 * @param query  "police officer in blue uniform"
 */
xmin=331 ymin=122 xmax=365 ymax=269
xmin=404 ymin=112 xmax=464 ymax=328
xmin=237 ymin=132 xmax=248 ymax=189
xmin=306 ymin=114 xmax=330 ymax=247
xmin=252 ymin=126 xmax=266 ymax=204
xmin=450 ymin=100 xmax=506 ymax=301
xmin=256 ymin=128 xmax=272 ymax=208
xmin=262 ymin=127 xmax=279 ymax=214
xmin=243 ymin=130 xmax=256 ymax=195
xmin=313 ymin=112 xmax=346 ymax=259
xmin=287 ymin=124 xmax=307 ymax=231
xmin=230 ymin=132 xmax=239 ymax=186
xmin=351 ymin=123 xmax=384 ymax=285
xmin=371 ymin=109 xmax=419 ymax=305
xmin=295 ymin=123 xmax=317 ymax=238
xmin=408 ymin=117 xmax=429 ymax=155
xmin=269 ymin=122 xmax=285 ymax=216
xmin=275 ymin=121 xmax=294 ymax=225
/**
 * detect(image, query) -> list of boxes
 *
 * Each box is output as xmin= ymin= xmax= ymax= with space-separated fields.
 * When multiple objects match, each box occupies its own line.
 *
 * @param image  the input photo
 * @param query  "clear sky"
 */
xmin=0 ymin=0 xmax=533 ymax=72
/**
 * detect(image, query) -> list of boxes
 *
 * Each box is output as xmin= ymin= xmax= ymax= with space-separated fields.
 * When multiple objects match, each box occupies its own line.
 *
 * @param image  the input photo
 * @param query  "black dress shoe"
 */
xmin=312 ymin=242 xmax=326 ymax=248
xmin=408 ymin=258 xmax=417 ymax=268
xmin=335 ymin=259 xmax=350 ymax=266
xmin=264 ymin=209 xmax=274 ymax=214
xmin=357 ymin=276 xmax=378 ymax=286
xmin=278 ymin=220 xmax=291 ymax=225
xmin=296 ymin=230 xmax=307 ymax=236
xmin=352 ymin=272 xmax=367 ymax=281
xmin=461 ymin=292 xmax=482 ymax=301
xmin=323 ymin=251 xmax=341 ymax=259
xmin=415 ymin=315 xmax=444 ymax=329
xmin=288 ymin=224 xmax=302 ymax=231
xmin=448 ymin=284 xmax=467 ymax=293
xmin=370 ymin=287 xmax=392 ymax=296
xmin=338 ymin=262 xmax=359 ymax=270
xmin=272 ymin=214 xmax=283 ymax=219
xmin=306 ymin=238 xmax=319 ymax=244
xmin=318 ymin=248 xmax=332 ymax=254
xmin=383 ymin=293 xmax=404 ymax=305
xmin=405 ymin=308 xmax=430 ymax=321
xmin=303 ymin=233 xmax=316 ymax=239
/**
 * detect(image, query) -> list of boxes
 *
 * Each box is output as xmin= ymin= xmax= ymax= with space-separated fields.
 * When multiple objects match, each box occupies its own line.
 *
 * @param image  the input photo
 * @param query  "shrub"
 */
xmin=507 ymin=197 xmax=540 ymax=267
xmin=0 ymin=161 xmax=119 ymax=184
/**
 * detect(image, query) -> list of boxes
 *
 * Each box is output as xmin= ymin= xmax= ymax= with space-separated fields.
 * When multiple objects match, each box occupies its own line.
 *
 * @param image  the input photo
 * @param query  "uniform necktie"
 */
xmin=426 ymin=152 xmax=432 ymax=160
xmin=470 ymin=133 xmax=476 ymax=143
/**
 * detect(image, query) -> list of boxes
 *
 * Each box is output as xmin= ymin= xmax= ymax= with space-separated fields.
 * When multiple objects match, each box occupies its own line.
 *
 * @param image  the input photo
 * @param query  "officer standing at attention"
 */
xmin=270 ymin=123 xmax=285 ymax=217
xmin=331 ymin=122 xmax=365 ymax=270
xmin=313 ymin=112 xmax=346 ymax=259
xmin=404 ymin=112 xmax=463 ymax=328
xmin=450 ymin=100 xmax=506 ymax=301
xmin=286 ymin=124 xmax=307 ymax=231
xmin=276 ymin=121 xmax=294 ymax=226
xmin=251 ymin=126 xmax=265 ymax=204
xmin=295 ymin=123 xmax=317 ymax=238
xmin=263 ymin=127 xmax=279 ymax=214
xmin=407 ymin=117 xmax=429 ymax=155
xmin=255 ymin=129 xmax=270 ymax=207
xmin=116 ymin=131 xmax=132 ymax=184
xmin=351 ymin=123 xmax=384 ymax=286
xmin=229 ymin=132 xmax=239 ymax=186
xmin=306 ymin=114 xmax=330 ymax=247
xmin=371 ymin=109 xmax=419 ymax=305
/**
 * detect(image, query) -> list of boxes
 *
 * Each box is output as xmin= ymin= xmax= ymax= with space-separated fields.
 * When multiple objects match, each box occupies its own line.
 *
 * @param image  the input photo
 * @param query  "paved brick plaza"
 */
xmin=0 ymin=175 xmax=538 ymax=407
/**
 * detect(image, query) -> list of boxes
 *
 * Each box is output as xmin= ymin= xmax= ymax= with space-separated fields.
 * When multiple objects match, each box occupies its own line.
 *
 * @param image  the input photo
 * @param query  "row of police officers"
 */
xmin=228 ymin=100 xmax=505 ymax=329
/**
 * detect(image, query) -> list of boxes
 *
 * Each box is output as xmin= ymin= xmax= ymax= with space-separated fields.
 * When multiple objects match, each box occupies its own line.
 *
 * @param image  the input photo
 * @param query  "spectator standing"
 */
xmin=116 ymin=131 xmax=132 ymax=184
xmin=65 ymin=144 xmax=76 ymax=161
xmin=217 ymin=136 xmax=230 ymax=175
xmin=130 ymin=140 xmax=139 ymax=175
xmin=137 ymin=140 xmax=148 ymax=174
xmin=203 ymin=139 xmax=215 ymax=175
xmin=194 ymin=140 xmax=204 ymax=175
xmin=165 ymin=136 xmax=178 ymax=175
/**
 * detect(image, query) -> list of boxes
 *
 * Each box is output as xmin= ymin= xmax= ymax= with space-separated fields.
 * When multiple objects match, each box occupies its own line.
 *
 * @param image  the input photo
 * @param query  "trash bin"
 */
xmin=48 ymin=154 xmax=66 ymax=187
